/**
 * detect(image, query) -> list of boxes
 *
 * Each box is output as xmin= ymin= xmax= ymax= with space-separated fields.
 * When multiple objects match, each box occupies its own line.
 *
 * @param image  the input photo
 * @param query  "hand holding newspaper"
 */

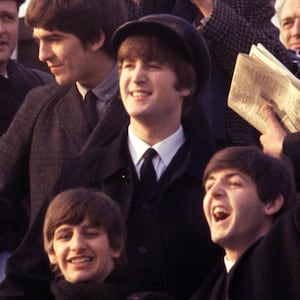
xmin=228 ymin=43 xmax=300 ymax=134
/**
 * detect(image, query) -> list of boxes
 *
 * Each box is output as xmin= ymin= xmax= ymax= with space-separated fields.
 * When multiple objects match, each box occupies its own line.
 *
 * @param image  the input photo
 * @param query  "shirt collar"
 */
xmin=76 ymin=63 xmax=119 ymax=101
xmin=224 ymin=255 xmax=235 ymax=273
xmin=128 ymin=125 xmax=185 ymax=167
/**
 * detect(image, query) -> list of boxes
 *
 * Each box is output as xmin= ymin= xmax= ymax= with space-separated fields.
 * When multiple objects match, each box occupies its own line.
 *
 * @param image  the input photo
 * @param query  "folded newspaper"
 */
xmin=228 ymin=43 xmax=300 ymax=134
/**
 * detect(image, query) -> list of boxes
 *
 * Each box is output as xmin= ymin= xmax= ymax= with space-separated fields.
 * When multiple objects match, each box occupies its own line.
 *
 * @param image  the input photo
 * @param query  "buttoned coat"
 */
xmin=0 ymin=82 xmax=128 ymax=251
xmin=0 ymin=105 xmax=222 ymax=300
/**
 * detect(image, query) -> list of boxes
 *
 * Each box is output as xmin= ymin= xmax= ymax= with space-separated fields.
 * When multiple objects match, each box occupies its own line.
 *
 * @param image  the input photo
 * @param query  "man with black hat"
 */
xmin=0 ymin=14 xmax=222 ymax=300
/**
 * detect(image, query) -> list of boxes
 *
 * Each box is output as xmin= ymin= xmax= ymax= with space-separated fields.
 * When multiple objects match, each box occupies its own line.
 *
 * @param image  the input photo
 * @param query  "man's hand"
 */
xmin=190 ymin=0 xmax=213 ymax=17
xmin=259 ymin=105 xmax=287 ymax=157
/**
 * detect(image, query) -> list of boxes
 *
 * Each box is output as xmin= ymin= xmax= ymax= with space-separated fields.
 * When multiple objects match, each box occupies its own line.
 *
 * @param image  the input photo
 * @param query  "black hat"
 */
xmin=112 ymin=14 xmax=210 ymax=92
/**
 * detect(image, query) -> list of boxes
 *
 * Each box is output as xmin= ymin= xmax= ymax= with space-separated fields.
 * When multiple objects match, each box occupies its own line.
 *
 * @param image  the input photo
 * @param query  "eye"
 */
xmin=147 ymin=61 xmax=161 ymax=69
xmin=55 ymin=231 xmax=72 ymax=241
xmin=85 ymin=229 xmax=102 ymax=239
xmin=204 ymin=180 xmax=214 ymax=192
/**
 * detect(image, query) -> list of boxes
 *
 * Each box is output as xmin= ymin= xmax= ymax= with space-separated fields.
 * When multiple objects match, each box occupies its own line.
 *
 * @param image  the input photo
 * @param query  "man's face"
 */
xmin=119 ymin=57 xmax=191 ymax=128
xmin=33 ymin=28 xmax=101 ymax=87
xmin=280 ymin=0 xmax=300 ymax=52
xmin=203 ymin=168 xmax=273 ymax=261
xmin=48 ymin=217 xmax=121 ymax=284
xmin=0 ymin=0 xmax=19 ymax=73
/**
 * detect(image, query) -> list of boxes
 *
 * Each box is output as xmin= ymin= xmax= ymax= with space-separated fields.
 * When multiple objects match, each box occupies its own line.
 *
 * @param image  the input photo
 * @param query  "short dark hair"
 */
xmin=203 ymin=146 xmax=296 ymax=217
xmin=44 ymin=188 xmax=126 ymax=263
xmin=25 ymin=0 xmax=128 ymax=55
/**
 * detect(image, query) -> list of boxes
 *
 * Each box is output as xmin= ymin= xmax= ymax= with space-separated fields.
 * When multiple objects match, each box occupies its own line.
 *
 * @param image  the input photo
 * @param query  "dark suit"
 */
xmin=0 ymin=105 xmax=222 ymax=300
xmin=0 ymin=81 xmax=128 ymax=252
xmin=0 ymin=59 xmax=53 ymax=136
xmin=190 ymin=204 xmax=300 ymax=300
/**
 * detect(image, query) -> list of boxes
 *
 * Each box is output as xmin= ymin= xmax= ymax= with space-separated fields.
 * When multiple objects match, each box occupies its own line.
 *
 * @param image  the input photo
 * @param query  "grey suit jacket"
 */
xmin=0 ymin=82 xmax=128 ymax=251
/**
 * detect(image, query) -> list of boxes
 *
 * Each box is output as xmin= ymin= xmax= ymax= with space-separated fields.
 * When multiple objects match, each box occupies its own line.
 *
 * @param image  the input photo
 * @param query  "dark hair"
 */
xmin=44 ymin=188 xmax=126 ymax=263
xmin=117 ymin=34 xmax=197 ymax=100
xmin=203 ymin=146 xmax=296 ymax=217
xmin=25 ymin=0 xmax=128 ymax=55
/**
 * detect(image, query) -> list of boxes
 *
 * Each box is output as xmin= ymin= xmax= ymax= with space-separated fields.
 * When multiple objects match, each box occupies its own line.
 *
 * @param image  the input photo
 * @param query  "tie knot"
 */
xmin=84 ymin=90 xmax=97 ymax=102
xmin=143 ymin=148 xmax=157 ymax=161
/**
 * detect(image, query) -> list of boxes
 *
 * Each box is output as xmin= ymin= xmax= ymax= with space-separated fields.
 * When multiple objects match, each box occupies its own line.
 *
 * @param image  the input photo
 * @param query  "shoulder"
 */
xmin=7 ymin=60 xmax=54 ymax=85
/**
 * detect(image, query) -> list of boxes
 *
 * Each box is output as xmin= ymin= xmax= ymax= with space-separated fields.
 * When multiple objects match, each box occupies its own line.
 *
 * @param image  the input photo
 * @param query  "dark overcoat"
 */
xmin=190 ymin=204 xmax=300 ymax=300
xmin=0 ymin=82 xmax=128 ymax=251
xmin=0 ymin=108 xmax=223 ymax=300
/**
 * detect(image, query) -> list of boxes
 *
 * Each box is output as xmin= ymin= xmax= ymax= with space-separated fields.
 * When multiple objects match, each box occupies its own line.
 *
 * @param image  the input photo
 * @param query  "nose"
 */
xmin=132 ymin=64 xmax=147 ymax=83
xmin=291 ymin=18 xmax=300 ymax=37
xmin=70 ymin=233 xmax=86 ymax=251
xmin=0 ymin=20 xmax=5 ymax=33
xmin=38 ymin=41 xmax=53 ymax=63
xmin=207 ymin=181 xmax=225 ymax=198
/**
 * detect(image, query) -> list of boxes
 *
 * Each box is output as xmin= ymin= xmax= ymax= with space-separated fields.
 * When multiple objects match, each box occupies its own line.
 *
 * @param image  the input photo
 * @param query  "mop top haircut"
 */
xmin=203 ymin=146 xmax=296 ymax=219
xmin=25 ymin=0 xmax=128 ymax=55
xmin=43 ymin=188 xmax=126 ymax=270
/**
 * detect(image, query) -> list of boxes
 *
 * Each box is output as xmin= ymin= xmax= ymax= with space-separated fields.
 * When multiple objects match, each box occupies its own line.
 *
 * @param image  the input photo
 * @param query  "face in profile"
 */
xmin=48 ymin=217 xmax=121 ymax=283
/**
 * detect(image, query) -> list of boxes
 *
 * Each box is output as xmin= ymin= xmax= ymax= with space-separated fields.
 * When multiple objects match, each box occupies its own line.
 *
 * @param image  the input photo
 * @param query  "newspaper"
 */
xmin=228 ymin=43 xmax=300 ymax=134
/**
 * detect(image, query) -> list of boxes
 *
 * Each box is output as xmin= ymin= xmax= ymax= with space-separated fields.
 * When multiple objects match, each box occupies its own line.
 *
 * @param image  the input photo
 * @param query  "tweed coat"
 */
xmin=190 ymin=203 xmax=300 ymax=300
xmin=0 ymin=59 xmax=53 ymax=136
xmin=0 ymin=105 xmax=223 ymax=300
xmin=0 ymin=81 xmax=128 ymax=252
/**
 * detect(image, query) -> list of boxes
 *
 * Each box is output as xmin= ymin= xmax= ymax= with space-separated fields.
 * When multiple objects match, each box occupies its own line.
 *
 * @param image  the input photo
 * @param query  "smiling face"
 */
xmin=280 ymin=0 xmax=300 ymax=51
xmin=203 ymin=168 xmax=275 ymax=262
xmin=119 ymin=58 xmax=191 ymax=128
xmin=33 ymin=28 xmax=104 ymax=87
xmin=48 ymin=217 xmax=121 ymax=284
xmin=0 ymin=0 xmax=19 ymax=74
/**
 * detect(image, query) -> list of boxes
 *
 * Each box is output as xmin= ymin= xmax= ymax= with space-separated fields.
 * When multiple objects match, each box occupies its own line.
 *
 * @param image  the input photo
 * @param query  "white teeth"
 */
xmin=70 ymin=257 xmax=92 ymax=264
xmin=213 ymin=207 xmax=230 ymax=221
xmin=131 ymin=91 xmax=149 ymax=97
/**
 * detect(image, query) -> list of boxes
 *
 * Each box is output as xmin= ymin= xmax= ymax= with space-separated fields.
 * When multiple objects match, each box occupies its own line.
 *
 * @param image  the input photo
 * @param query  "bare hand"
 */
xmin=190 ymin=0 xmax=213 ymax=17
xmin=259 ymin=105 xmax=287 ymax=157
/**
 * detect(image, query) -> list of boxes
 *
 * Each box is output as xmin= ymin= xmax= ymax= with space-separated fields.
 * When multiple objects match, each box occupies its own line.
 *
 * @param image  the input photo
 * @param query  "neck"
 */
xmin=79 ymin=52 xmax=114 ymax=89
xmin=130 ymin=119 xmax=181 ymax=146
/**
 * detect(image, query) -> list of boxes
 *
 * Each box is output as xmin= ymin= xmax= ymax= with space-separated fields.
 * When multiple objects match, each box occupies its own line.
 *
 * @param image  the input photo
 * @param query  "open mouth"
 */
xmin=131 ymin=91 xmax=151 ymax=98
xmin=68 ymin=257 xmax=93 ymax=264
xmin=213 ymin=207 xmax=230 ymax=222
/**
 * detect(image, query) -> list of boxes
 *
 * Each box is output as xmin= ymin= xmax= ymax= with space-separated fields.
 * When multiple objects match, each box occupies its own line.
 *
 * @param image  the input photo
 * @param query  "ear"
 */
xmin=180 ymin=87 xmax=192 ymax=97
xmin=48 ymin=250 xmax=58 ymax=265
xmin=89 ymin=31 xmax=106 ymax=52
xmin=263 ymin=194 xmax=284 ymax=216
xmin=111 ymin=247 xmax=122 ymax=259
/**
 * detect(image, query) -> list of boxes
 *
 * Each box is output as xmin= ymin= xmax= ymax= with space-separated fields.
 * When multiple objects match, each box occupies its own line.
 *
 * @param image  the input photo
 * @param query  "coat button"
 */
xmin=138 ymin=246 xmax=148 ymax=254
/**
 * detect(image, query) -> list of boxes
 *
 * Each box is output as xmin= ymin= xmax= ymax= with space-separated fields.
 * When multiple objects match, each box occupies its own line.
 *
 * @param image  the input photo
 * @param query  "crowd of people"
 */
xmin=0 ymin=0 xmax=299 ymax=299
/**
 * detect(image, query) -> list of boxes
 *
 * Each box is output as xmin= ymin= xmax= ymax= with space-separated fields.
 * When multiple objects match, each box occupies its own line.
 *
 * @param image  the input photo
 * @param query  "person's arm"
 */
xmin=189 ymin=0 xmax=294 ymax=73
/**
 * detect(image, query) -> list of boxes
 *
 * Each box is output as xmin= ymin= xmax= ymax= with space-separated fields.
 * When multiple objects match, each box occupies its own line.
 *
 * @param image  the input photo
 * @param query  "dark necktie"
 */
xmin=83 ymin=91 xmax=98 ymax=131
xmin=140 ymin=148 xmax=158 ymax=191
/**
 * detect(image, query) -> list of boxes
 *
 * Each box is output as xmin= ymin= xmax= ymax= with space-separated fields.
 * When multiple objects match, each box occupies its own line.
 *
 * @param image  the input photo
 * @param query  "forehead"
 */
xmin=33 ymin=28 xmax=74 ymax=40
xmin=0 ymin=0 xmax=18 ymax=13
xmin=281 ymin=0 xmax=300 ymax=18
xmin=205 ymin=168 xmax=251 ymax=182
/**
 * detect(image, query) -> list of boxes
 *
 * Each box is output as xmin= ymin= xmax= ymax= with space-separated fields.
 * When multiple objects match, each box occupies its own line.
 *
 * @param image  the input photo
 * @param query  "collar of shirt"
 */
xmin=128 ymin=125 xmax=186 ymax=180
xmin=76 ymin=63 xmax=119 ymax=102
xmin=224 ymin=255 xmax=235 ymax=273
xmin=76 ymin=64 xmax=119 ymax=116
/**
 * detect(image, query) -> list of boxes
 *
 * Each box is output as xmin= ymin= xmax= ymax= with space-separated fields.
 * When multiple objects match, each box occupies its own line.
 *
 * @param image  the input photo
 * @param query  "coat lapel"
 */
xmin=55 ymin=85 xmax=90 ymax=152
